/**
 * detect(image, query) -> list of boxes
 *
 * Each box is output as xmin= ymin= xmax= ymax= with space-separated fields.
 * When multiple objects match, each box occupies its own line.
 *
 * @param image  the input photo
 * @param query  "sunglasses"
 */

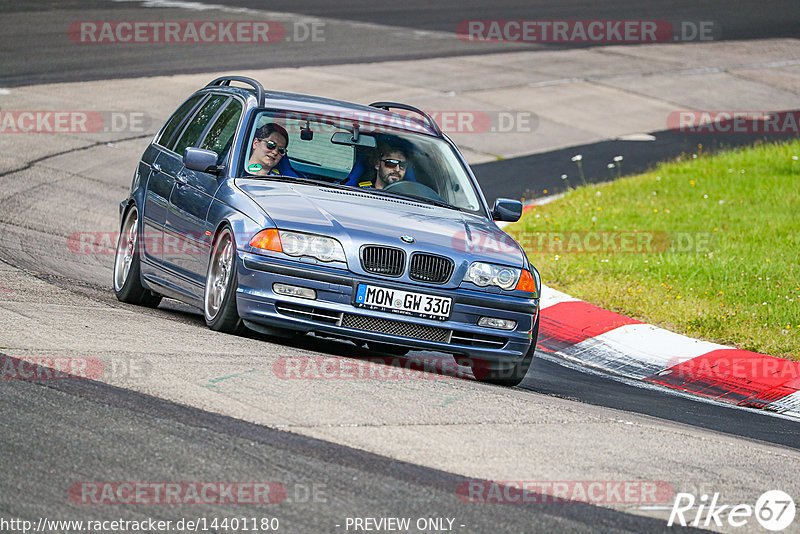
xmin=258 ymin=138 xmax=287 ymax=155
xmin=381 ymin=158 xmax=408 ymax=170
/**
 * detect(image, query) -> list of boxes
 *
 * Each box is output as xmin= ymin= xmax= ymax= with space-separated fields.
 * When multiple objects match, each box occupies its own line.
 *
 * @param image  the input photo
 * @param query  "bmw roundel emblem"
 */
xmin=400 ymin=235 xmax=415 ymax=244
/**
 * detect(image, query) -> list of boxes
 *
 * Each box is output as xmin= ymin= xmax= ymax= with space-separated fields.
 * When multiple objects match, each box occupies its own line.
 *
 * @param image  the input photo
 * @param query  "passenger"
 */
xmin=247 ymin=123 xmax=288 ymax=176
xmin=357 ymin=143 xmax=409 ymax=189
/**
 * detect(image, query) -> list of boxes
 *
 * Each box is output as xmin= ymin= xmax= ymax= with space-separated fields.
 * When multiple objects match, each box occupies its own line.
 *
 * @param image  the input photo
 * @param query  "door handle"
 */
xmin=152 ymin=163 xmax=162 ymax=173
xmin=175 ymin=174 xmax=189 ymax=188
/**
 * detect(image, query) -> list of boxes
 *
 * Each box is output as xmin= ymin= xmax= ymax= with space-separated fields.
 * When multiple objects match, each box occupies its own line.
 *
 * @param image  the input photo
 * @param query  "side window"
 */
xmin=157 ymin=94 xmax=204 ymax=150
xmin=200 ymin=99 xmax=242 ymax=161
xmin=172 ymin=95 xmax=227 ymax=157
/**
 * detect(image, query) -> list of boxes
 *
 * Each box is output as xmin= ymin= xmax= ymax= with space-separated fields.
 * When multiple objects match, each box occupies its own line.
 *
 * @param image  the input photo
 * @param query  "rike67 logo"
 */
xmin=669 ymin=490 xmax=795 ymax=531
xmin=451 ymin=230 xmax=520 ymax=255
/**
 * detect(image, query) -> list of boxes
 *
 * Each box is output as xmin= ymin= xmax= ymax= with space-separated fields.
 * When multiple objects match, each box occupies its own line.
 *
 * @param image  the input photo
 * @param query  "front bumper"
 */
xmin=236 ymin=252 xmax=538 ymax=364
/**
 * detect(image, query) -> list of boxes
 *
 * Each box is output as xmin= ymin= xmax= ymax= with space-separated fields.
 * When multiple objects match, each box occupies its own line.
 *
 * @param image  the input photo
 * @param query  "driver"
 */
xmin=357 ymin=143 xmax=409 ymax=189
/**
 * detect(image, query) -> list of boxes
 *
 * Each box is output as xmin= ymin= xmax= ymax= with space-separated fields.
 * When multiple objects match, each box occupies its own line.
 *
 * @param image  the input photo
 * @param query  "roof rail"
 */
xmin=368 ymin=101 xmax=443 ymax=136
xmin=206 ymin=76 xmax=265 ymax=106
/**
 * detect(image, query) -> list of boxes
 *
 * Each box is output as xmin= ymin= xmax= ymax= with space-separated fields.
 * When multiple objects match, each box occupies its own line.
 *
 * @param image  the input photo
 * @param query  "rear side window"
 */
xmin=172 ymin=95 xmax=227 ymax=156
xmin=200 ymin=99 xmax=242 ymax=159
xmin=157 ymin=94 xmax=204 ymax=150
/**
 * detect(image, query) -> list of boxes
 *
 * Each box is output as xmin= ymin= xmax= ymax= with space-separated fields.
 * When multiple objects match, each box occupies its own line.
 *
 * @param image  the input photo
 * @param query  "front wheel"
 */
xmin=470 ymin=315 xmax=539 ymax=387
xmin=204 ymin=227 xmax=244 ymax=334
xmin=113 ymin=205 xmax=162 ymax=307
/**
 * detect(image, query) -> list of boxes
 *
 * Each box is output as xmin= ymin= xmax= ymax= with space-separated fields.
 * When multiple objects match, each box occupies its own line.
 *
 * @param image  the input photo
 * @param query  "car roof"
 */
xmin=200 ymin=78 xmax=439 ymax=137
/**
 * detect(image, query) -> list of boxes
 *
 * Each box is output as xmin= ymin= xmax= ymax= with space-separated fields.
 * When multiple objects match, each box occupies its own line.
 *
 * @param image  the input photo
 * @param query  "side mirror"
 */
xmin=491 ymin=198 xmax=523 ymax=222
xmin=183 ymin=147 xmax=221 ymax=175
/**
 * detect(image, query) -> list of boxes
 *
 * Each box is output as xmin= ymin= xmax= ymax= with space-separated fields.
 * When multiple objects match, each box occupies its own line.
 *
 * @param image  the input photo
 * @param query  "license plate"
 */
xmin=354 ymin=284 xmax=452 ymax=321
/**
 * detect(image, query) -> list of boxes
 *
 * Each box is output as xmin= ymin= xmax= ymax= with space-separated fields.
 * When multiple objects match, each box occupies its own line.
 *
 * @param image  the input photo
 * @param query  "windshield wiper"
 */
xmin=366 ymin=188 xmax=466 ymax=211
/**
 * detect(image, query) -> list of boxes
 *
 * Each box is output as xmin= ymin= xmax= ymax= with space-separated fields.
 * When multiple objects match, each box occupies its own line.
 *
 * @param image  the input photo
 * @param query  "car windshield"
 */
xmin=239 ymin=109 xmax=486 ymax=214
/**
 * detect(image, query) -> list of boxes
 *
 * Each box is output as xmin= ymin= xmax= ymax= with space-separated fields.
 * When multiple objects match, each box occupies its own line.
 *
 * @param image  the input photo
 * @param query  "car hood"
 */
xmin=235 ymin=180 xmax=525 ymax=267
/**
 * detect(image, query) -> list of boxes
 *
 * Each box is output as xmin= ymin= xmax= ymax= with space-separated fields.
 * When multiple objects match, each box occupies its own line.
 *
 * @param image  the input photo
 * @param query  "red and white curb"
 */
xmin=536 ymin=285 xmax=800 ymax=419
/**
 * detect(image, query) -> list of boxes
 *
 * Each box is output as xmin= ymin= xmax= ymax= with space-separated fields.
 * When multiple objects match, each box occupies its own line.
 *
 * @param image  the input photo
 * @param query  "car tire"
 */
xmin=204 ymin=226 xmax=245 ymax=334
xmin=113 ymin=205 xmax=162 ymax=308
xmin=470 ymin=314 xmax=539 ymax=387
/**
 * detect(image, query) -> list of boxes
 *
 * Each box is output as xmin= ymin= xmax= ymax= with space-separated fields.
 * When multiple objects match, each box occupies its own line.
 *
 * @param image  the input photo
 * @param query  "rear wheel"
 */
xmin=113 ymin=206 xmax=162 ymax=307
xmin=204 ymin=227 xmax=244 ymax=334
xmin=470 ymin=315 xmax=539 ymax=387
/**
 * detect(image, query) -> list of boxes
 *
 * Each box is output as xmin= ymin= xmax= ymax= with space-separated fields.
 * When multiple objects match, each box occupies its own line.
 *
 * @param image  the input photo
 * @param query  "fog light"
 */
xmin=273 ymin=283 xmax=316 ymax=300
xmin=478 ymin=317 xmax=516 ymax=330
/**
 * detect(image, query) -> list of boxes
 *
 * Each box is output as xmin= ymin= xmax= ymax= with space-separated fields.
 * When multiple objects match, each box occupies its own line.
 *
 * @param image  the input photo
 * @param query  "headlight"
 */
xmin=279 ymin=231 xmax=346 ymax=262
xmin=250 ymin=229 xmax=346 ymax=263
xmin=464 ymin=262 xmax=520 ymax=290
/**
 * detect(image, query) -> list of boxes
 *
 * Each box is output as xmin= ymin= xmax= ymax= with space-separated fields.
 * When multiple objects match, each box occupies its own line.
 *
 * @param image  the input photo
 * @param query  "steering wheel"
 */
xmin=382 ymin=180 xmax=446 ymax=203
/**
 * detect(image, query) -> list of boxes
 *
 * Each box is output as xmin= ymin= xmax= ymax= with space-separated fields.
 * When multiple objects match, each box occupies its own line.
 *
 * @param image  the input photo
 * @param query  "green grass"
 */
xmin=507 ymin=140 xmax=800 ymax=359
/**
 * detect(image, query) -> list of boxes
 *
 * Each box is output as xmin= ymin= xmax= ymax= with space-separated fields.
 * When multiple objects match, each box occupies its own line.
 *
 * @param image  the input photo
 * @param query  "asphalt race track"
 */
xmin=3 ymin=0 xmax=800 ymax=86
xmin=1 ymin=1 xmax=800 ymax=533
xmin=2 ymin=368 xmax=683 ymax=533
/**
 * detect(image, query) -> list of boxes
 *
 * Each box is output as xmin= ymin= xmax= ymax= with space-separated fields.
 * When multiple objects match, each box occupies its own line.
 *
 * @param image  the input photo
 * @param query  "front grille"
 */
xmin=342 ymin=314 xmax=450 ymax=343
xmin=361 ymin=246 xmax=405 ymax=277
xmin=450 ymin=331 xmax=508 ymax=349
xmin=275 ymin=302 xmax=342 ymax=325
xmin=409 ymin=253 xmax=454 ymax=284
xmin=276 ymin=304 xmax=508 ymax=350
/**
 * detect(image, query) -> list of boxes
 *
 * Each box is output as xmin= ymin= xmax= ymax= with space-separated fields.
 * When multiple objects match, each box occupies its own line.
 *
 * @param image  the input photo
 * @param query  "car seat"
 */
xmin=276 ymin=155 xmax=303 ymax=178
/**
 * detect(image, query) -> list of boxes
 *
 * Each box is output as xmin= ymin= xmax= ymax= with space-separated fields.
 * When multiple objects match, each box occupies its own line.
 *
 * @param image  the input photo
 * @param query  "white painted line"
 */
xmin=112 ymin=0 xmax=266 ymax=12
xmin=587 ymin=323 xmax=726 ymax=368
xmin=110 ymin=0 xmax=455 ymax=39
xmin=560 ymin=323 xmax=726 ymax=379
xmin=615 ymin=133 xmax=656 ymax=141
xmin=766 ymin=390 xmax=800 ymax=419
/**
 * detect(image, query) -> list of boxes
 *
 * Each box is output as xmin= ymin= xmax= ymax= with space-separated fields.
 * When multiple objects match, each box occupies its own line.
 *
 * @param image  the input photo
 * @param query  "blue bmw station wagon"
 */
xmin=114 ymin=76 xmax=541 ymax=386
